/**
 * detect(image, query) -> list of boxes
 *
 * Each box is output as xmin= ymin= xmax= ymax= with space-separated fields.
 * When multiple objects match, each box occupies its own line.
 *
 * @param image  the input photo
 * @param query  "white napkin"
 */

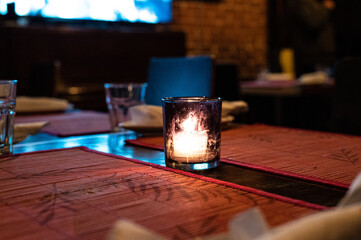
xmin=228 ymin=208 xmax=269 ymax=240
xmin=222 ymin=101 xmax=248 ymax=117
xmin=337 ymin=171 xmax=361 ymax=207
xmin=107 ymin=220 xmax=166 ymax=240
xmin=298 ymin=71 xmax=328 ymax=85
xmin=13 ymin=121 xmax=49 ymax=143
xmin=16 ymin=96 xmax=71 ymax=113
xmin=127 ymin=105 xmax=163 ymax=127
xmin=107 ymin=171 xmax=361 ymax=240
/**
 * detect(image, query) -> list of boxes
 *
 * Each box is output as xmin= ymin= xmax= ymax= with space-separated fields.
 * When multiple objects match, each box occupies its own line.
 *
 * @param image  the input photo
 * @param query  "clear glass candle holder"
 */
xmin=162 ymin=97 xmax=222 ymax=171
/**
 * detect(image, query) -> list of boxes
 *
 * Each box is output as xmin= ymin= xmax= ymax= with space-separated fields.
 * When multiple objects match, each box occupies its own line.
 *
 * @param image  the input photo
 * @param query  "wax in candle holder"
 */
xmin=162 ymin=97 xmax=222 ymax=171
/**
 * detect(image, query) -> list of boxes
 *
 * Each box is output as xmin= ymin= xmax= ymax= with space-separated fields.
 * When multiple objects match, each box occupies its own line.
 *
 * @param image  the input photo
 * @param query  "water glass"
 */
xmin=104 ymin=83 xmax=147 ymax=132
xmin=0 ymin=80 xmax=17 ymax=155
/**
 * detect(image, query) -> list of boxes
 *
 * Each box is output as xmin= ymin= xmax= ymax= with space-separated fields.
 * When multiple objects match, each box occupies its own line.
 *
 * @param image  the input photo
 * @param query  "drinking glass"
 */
xmin=104 ymin=83 xmax=147 ymax=132
xmin=0 ymin=80 xmax=17 ymax=155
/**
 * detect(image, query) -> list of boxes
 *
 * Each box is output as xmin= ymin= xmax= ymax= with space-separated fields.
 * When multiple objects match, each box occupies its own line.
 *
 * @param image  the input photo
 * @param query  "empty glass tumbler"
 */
xmin=0 ymin=80 xmax=17 ymax=155
xmin=104 ymin=83 xmax=147 ymax=132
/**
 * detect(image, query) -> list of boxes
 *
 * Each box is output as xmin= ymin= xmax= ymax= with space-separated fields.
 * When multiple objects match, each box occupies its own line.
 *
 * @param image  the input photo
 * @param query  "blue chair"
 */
xmin=145 ymin=56 xmax=214 ymax=106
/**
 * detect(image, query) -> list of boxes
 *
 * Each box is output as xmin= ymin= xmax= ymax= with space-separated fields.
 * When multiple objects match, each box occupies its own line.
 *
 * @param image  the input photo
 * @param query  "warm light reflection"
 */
xmin=172 ymin=113 xmax=211 ymax=162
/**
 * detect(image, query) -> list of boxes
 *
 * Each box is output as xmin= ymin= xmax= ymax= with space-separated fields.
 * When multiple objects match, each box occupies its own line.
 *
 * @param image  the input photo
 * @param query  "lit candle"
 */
xmin=172 ymin=114 xmax=213 ymax=163
xmin=162 ymin=96 xmax=221 ymax=170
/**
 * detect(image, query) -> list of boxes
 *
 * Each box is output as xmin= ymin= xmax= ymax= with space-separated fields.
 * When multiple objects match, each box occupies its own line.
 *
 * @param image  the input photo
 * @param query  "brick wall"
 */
xmin=169 ymin=0 xmax=267 ymax=79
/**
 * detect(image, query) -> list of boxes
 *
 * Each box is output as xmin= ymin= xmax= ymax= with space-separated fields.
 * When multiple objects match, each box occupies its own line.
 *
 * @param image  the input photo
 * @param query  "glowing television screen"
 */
xmin=0 ymin=0 xmax=172 ymax=24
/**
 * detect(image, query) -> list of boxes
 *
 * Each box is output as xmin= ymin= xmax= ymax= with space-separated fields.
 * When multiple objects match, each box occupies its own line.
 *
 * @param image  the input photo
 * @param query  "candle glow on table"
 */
xmin=171 ymin=114 xmax=213 ymax=162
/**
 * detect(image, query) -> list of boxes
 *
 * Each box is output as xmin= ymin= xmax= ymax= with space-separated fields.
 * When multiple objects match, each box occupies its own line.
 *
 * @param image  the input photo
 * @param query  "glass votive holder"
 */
xmin=162 ymin=97 xmax=222 ymax=171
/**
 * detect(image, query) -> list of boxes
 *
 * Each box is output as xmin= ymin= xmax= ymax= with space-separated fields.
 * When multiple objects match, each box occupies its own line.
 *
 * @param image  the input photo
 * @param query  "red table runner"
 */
xmin=0 ymin=147 xmax=321 ymax=239
xmin=15 ymin=111 xmax=111 ymax=137
xmin=126 ymin=124 xmax=361 ymax=188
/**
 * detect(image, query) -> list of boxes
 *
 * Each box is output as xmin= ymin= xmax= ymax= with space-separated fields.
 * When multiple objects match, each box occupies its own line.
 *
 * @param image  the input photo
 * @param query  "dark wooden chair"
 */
xmin=214 ymin=63 xmax=241 ymax=101
xmin=330 ymin=57 xmax=361 ymax=135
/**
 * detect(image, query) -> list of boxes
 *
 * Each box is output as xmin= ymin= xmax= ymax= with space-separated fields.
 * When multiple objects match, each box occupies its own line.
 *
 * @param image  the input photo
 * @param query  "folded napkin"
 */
xmin=119 ymin=101 xmax=248 ymax=129
xmin=13 ymin=121 xmax=49 ymax=143
xmin=258 ymin=72 xmax=294 ymax=82
xmin=16 ymin=96 xmax=71 ymax=113
xmin=107 ymin=220 xmax=166 ymax=240
xmin=222 ymin=100 xmax=248 ymax=117
xmin=107 ymin=171 xmax=361 ymax=240
xmin=298 ymin=71 xmax=328 ymax=85
xmin=126 ymin=105 xmax=163 ymax=127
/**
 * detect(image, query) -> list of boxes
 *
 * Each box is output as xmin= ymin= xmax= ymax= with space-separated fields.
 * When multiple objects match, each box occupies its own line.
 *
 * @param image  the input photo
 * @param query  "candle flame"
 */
xmin=182 ymin=114 xmax=199 ymax=132
xmin=171 ymin=113 xmax=211 ymax=162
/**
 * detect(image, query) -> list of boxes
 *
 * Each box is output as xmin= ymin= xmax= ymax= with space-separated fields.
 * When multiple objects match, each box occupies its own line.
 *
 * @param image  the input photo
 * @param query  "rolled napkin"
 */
xmin=13 ymin=121 xmax=49 ymax=143
xmin=298 ymin=71 xmax=328 ymax=85
xmin=222 ymin=100 xmax=248 ymax=117
xmin=337 ymin=170 xmax=361 ymax=207
xmin=16 ymin=96 xmax=71 ymax=113
xmin=127 ymin=105 xmax=163 ymax=127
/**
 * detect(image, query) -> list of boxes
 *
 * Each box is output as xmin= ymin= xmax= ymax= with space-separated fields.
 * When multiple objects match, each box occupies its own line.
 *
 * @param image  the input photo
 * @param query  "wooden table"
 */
xmin=241 ymin=80 xmax=334 ymax=96
xmin=2 ymin=124 xmax=356 ymax=239
xmin=240 ymin=80 xmax=334 ymax=130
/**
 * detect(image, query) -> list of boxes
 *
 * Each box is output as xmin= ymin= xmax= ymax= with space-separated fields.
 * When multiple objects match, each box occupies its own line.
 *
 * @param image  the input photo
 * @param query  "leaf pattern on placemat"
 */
xmin=100 ymin=172 xmax=119 ymax=188
xmin=116 ymin=172 xmax=236 ymax=203
xmin=30 ymin=169 xmax=234 ymax=204
xmin=249 ymin=134 xmax=272 ymax=143
xmin=7 ymin=167 xmax=115 ymax=181
xmin=329 ymin=149 xmax=359 ymax=164
xmin=33 ymin=173 xmax=121 ymax=225
xmin=174 ymin=214 xmax=220 ymax=239
xmin=239 ymin=192 xmax=259 ymax=206
xmin=63 ymin=172 xmax=120 ymax=196
xmin=0 ymin=155 xmax=20 ymax=164
xmin=276 ymin=128 xmax=333 ymax=139
xmin=34 ymin=184 xmax=77 ymax=225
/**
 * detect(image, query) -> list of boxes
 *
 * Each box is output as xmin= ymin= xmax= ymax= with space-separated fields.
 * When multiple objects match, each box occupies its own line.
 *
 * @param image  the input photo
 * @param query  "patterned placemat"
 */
xmin=15 ymin=111 xmax=111 ymax=137
xmin=125 ymin=124 xmax=361 ymax=188
xmin=0 ymin=147 xmax=322 ymax=239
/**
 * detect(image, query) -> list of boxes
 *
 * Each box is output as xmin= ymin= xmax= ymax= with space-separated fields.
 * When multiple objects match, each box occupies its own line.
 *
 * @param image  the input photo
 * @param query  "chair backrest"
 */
xmin=214 ymin=63 xmax=240 ymax=100
xmin=145 ymin=56 xmax=214 ymax=106
xmin=330 ymin=57 xmax=361 ymax=135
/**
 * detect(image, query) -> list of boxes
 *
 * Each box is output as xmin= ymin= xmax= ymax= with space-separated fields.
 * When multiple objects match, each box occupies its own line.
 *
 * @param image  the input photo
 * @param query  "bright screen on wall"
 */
xmin=0 ymin=0 xmax=172 ymax=24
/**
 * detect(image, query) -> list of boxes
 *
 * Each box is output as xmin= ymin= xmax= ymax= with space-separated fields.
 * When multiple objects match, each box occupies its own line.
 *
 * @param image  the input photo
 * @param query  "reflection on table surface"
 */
xmin=13 ymin=130 xmax=347 ymax=207
xmin=14 ymin=131 xmax=165 ymax=166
